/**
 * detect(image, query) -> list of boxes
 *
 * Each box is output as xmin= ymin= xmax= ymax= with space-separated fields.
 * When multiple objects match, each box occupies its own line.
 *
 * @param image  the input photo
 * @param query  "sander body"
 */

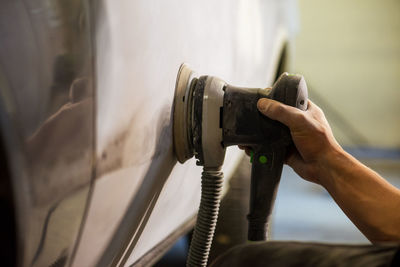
xmin=173 ymin=64 xmax=308 ymax=266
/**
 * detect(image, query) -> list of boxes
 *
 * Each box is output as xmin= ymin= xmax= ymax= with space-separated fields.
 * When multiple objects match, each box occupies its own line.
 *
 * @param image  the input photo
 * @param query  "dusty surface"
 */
xmin=72 ymin=1 xmax=291 ymax=266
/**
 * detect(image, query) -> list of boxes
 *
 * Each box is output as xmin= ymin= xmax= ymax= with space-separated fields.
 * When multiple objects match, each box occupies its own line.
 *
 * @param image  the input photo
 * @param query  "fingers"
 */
xmin=306 ymin=100 xmax=320 ymax=114
xmin=257 ymin=98 xmax=304 ymax=129
xmin=306 ymin=100 xmax=329 ymax=124
xmin=285 ymin=149 xmax=311 ymax=179
xmin=307 ymin=99 xmax=315 ymax=110
xmin=285 ymin=148 xmax=303 ymax=168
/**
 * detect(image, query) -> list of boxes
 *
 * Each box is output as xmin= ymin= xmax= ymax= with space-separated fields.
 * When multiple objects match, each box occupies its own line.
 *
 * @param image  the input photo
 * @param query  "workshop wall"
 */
xmin=294 ymin=0 xmax=400 ymax=149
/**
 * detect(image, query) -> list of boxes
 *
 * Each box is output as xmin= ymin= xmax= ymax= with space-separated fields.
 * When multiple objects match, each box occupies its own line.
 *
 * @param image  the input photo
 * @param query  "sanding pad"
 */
xmin=173 ymin=63 xmax=196 ymax=163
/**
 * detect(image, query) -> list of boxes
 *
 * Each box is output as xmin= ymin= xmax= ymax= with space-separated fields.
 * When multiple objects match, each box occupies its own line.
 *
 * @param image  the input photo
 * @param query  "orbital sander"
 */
xmin=173 ymin=64 xmax=308 ymax=266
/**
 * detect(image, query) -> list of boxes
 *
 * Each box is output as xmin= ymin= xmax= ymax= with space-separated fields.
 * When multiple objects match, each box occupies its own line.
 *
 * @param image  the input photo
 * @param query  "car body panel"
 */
xmin=0 ymin=0 xmax=94 ymax=266
xmin=0 ymin=0 xmax=294 ymax=266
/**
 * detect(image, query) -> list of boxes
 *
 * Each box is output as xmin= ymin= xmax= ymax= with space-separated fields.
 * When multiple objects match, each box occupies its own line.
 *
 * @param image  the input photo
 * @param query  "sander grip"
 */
xmin=247 ymin=147 xmax=286 ymax=241
xmin=247 ymin=73 xmax=308 ymax=241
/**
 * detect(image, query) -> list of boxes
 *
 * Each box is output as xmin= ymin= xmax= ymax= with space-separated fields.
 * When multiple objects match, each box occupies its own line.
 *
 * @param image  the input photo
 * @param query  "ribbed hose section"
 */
xmin=187 ymin=168 xmax=224 ymax=267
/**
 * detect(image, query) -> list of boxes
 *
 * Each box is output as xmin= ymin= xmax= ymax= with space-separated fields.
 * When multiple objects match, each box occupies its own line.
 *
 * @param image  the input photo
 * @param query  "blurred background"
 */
xmin=274 ymin=0 xmax=400 ymax=244
xmin=294 ymin=0 xmax=400 ymax=149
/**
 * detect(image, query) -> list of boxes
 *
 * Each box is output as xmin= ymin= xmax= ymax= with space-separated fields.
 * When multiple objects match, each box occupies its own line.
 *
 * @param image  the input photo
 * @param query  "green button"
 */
xmin=250 ymin=151 xmax=254 ymax=163
xmin=259 ymin=155 xmax=267 ymax=164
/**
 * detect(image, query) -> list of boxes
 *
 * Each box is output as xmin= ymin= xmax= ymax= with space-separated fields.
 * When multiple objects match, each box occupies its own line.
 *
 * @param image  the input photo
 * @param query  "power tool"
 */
xmin=173 ymin=64 xmax=308 ymax=266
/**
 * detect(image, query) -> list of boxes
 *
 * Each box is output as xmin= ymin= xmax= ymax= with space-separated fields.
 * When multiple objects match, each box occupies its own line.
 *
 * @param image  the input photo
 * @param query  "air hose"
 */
xmin=187 ymin=168 xmax=224 ymax=267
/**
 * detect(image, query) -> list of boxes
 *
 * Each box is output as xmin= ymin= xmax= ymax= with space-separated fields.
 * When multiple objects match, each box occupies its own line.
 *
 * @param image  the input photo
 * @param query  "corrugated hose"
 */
xmin=186 ymin=168 xmax=224 ymax=267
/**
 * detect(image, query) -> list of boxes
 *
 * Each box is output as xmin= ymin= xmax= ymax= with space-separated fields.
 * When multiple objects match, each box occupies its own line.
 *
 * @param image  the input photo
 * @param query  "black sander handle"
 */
xmin=221 ymin=72 xmax=308 ymax=241
xmin=247 ymin=73 xmax=308 ymax=241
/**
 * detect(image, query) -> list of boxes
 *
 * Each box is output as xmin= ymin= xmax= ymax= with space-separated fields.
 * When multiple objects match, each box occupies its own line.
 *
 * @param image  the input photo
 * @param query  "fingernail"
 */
xmin=257 ymin=98 xmax=270 ymax=112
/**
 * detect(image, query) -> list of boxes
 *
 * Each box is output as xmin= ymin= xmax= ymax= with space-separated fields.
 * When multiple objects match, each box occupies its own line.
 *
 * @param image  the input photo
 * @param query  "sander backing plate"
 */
xmin=173 ymin=64 xmax=196 ymax=163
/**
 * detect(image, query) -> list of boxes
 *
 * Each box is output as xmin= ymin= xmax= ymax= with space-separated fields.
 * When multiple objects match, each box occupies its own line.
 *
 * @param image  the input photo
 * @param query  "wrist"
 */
xmin=316 ymin=145 xmax=352 ymax=188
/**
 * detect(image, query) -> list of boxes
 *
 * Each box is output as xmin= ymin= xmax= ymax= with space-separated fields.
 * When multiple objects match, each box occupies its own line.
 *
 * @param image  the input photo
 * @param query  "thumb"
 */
xmin=257 ymin=98 xmax=302 ymax=128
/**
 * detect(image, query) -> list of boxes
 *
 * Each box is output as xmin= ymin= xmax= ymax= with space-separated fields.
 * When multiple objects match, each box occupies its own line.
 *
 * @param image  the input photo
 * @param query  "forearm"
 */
xmin=256 ymin=98 xmax=400 ymax=242
xmin=319 ymin=149 xmax=400 ymax=243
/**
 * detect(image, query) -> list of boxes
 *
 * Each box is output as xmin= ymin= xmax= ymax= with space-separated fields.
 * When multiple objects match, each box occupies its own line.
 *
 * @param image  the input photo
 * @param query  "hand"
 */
xmin=241 ymin=98 xmax=344 ymax=185
xmin=242 ymin=99 xmax=400 ymax=243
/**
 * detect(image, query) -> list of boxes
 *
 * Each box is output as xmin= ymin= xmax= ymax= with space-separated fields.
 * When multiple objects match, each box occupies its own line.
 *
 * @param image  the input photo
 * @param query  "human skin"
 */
xmin=240 ymin=98 xmax=400 ymax=243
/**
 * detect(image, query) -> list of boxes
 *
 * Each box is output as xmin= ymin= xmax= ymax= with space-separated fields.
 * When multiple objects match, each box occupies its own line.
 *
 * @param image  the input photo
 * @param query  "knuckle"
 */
xmin=316 ymin=106 xmax=325 ymax=116
xmin=273 ymin=104 xmax=285 ymax=114
xmin=311 ymin=103 xmax=325 ymax=117
xmin=294 ymin=111 xmax=307 ymax=122
xmin=314 ymin=124 xmax=329 ymax=138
